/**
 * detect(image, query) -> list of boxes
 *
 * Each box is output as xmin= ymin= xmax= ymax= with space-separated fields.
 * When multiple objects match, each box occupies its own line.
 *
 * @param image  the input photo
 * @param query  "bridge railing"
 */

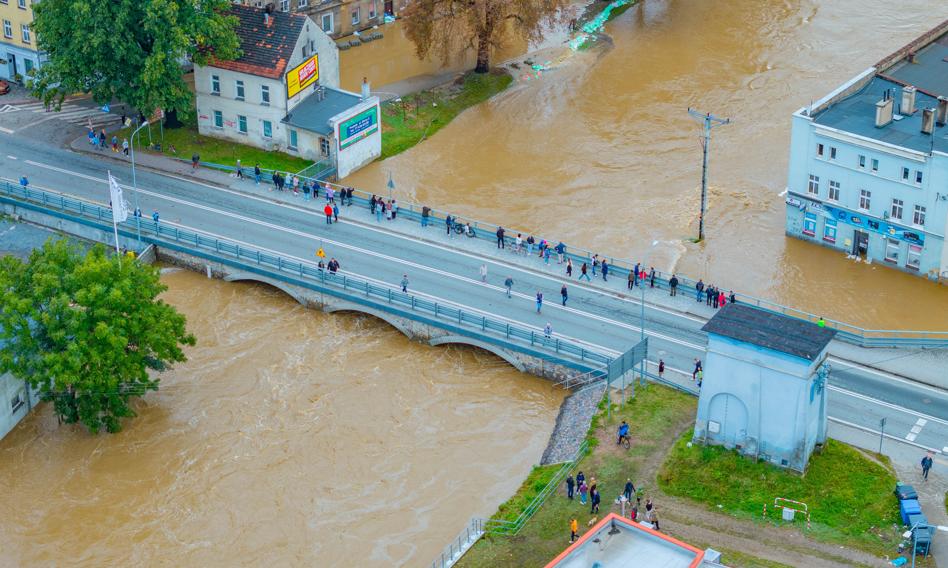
xmin=0 ymin=180 xmax=614 ymax=369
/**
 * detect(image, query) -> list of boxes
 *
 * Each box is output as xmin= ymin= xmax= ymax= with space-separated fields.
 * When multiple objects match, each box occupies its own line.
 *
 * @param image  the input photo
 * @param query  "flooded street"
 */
xmin=346 ymin=0 xmax=948 ymax=329
xmin=0 ymin=270 xmax=564 ymax=566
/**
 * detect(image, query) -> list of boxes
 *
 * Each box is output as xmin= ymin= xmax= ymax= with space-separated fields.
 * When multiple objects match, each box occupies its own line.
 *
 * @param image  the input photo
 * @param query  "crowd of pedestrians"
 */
xmin=564 ymin=464 xmax=664 ymax=545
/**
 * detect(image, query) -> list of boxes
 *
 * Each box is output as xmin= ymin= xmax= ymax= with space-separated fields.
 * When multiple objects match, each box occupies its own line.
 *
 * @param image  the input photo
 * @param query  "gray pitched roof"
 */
xmin=701 ymin=304 xmax=836 ymax=361
xmin=283 ymin=87 xmax=362 ymax=135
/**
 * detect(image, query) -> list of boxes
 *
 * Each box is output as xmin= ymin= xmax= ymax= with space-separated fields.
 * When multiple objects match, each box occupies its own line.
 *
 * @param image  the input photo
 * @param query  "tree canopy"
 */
xmin=30 ymin=0 xmax=240 ymax=115
xmin=403 ymin=0 xmax=567 ymax=73
xmin=0 ymin=240 xmax=196 ymax=433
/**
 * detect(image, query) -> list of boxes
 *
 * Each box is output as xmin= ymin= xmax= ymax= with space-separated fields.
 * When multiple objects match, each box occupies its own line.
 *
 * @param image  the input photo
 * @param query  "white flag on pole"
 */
xmin=108 ymin=171 xmax=129 ymax=223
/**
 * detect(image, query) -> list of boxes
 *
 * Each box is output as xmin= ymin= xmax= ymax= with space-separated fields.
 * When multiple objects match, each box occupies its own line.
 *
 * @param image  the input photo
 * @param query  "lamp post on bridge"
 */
xmin=129 ymin=119 xmax=149 ymax=245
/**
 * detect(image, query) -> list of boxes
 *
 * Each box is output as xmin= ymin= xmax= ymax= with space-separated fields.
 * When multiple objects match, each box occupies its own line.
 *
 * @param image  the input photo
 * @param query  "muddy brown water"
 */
xmin=345 ymin=0 xmax=948 ymax=330
xmin=0 ymin=270 xmax=564 ymax=566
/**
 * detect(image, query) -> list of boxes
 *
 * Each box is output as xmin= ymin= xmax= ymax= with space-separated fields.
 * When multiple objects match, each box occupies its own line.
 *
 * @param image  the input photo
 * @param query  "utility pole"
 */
xmin=879 ymin=417 xmax=886 ymax=454
xmin=687 ymin=108 xmax=730 ymax=242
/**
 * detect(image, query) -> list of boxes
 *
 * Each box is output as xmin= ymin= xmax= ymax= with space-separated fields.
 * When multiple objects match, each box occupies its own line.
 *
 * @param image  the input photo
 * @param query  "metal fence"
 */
xmin=429 ymin=518 xmax=485 ymax=568
xmin=0 ymin=181 xmax=614 ymax=369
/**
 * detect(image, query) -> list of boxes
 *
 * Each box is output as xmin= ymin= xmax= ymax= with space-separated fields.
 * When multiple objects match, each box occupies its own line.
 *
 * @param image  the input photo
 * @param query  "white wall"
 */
xmin=330 ymin=96 xmax=381 ymax=179
xmin=0 ymin=372 xmax=34 ymax=441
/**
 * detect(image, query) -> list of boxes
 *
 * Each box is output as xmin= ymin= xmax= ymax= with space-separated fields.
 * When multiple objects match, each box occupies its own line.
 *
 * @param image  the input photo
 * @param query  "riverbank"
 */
xmin=379 ymin=70 xmax=512 ymax=159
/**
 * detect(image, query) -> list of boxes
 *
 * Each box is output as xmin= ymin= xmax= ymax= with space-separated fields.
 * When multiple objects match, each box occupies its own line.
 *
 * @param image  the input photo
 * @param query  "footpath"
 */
xmin=68 ymin=134 xmax=948 ymax=393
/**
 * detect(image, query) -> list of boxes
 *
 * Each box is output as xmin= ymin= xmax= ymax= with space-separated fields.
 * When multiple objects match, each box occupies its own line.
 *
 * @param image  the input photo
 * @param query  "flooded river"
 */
xmin=346 ymin=0 xmax=948 ymax=330
xmin=0 ymin=270 xmax=564 ymax=566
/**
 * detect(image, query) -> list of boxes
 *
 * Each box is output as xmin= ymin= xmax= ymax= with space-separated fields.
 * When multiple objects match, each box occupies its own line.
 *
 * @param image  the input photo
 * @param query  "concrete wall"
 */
xmin=694 ymin=335 xmax=828 ymax=472
xmin=785 ymin=111 xmax=948 ymax=281
xmin=330 ymin=96 xmax=381 ymax=178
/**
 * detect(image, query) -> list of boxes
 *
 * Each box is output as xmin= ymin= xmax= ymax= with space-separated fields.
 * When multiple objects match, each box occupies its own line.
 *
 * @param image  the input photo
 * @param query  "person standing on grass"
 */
xmin=536 ymin=291 xmax=543 ymax=313
xmin=566 ymin=474 xmax=575 ymax=500
xmin=504 ymin=276 xmax=514 ymax=298
xmin=569 ymin=517 xmax=578 ymax=543
xmin=578 ymin=480 xmax=588 ymax=505
xmin=590 ymin=488 xmax=601 ymax=514
xmin=579 ymin=262 xmax=590 ymax=281
xmin=561 ymin=284 xmax=568 ymax=306
xmin=324 ymin=203 xmax=333 ymax=225
xmin=624 ymin=479 xmax=635 ymax=502
xmin=651 ymin=507 xmax=660 ymax=531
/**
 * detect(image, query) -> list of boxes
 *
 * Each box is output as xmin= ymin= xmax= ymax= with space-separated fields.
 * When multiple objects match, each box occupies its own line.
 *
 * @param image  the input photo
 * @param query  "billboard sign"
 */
xmin=286 ymin=54 xmax=319 ymax=99
xmin=338 ymin=105 xmax=379 ymax=150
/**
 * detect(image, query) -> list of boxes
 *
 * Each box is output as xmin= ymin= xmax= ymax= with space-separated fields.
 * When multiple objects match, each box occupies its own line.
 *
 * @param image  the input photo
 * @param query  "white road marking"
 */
xmin=828 ymin=416 xmax=942 ymax=454
xmin=827 ymin=385 xmax=948 ymax=427
xmin=6 ymin=154 xmax=16 ymax=159
xmin=917 ymin=418 xmax=928 ymax=426
xmin=906 ymin=433 xmax=918 ymax=442
xmin=827 ymin=356 xmax=948 ymax=396
xmin=0 ymin=126 xmax=14 ymax=134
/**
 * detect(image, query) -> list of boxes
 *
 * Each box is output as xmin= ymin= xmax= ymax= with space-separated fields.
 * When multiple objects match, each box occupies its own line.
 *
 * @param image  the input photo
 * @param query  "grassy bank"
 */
xmin=456 ymin=384 xmax=697 ymax=568
xmin=380 ymin=70 xmax=512 ymax=159
xmin=658 ymin=433 xmax=901 ymax=556
xmin=115 ymin=122 xmax=312 ymax=174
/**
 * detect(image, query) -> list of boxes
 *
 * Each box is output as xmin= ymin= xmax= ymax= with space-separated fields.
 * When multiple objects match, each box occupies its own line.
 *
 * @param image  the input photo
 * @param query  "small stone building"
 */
xmin=694 ymin=304 xmax=836 ymax=472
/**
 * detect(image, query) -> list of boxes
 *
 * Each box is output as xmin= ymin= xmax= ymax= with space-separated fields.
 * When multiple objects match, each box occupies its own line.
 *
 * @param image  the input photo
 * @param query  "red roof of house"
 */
xmin=210 ymin=5 xmax=307 ymax=79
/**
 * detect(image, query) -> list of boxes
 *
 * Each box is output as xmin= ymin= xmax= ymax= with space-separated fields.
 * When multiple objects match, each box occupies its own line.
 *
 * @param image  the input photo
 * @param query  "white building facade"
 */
xmin=785 ymin=20 xmax=948 ymax=282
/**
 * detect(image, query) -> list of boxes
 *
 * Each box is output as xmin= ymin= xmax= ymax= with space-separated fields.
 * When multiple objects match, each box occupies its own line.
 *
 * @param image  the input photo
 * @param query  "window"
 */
xmin=913 ymin=205 xmax=926 ymax=226
xmin=871 ymin=158 xmax=879 ymax=172
xmin=829 ymin=146 xmax=837 ymax=160
xmin=20 ymin=23 xmax=29 ymax=43
xmin=280 ymin=0 xmax=289 ymax=12
xmin=823 ymin=218 xmax=837 ymax=243
xmin=211 ymin=74 xmax=220 ymax=95
xmin=828 ymin=180 xmax=840 ymax=201
xmin=916 ymin=170 xmax=923 ymax=184
xmin=235 ymin=80 xmax=245 ymax=100
xmin=261 ymin=84 xmax=270 ymax=105
xmin=902 ymin=167 xmax=910 ymax=181
xmin=890 ymin=199 xmax=903 ymax=220
xmin=885 ymin=238 xmax=900 ymax=263
xmin=858 ymin=189 xmax=871 ymax=210
xmin=213 ymin=110 xmax=223 ymax=128
xmin=17 ymin=0 xmax=25 ymax=9
xmin=369 ymin=4 xmax=376 ymax=18
xmin=321 ymin=13 xmax=333 ymax=33
xmin=298 ymin=0 xmax=308 ymax=6
xmin=2 ymin=20 xmax=11 ymax=39
xmin=238 ymin=115 xmax=247 ymax=134
xmin=907 ymin=245 xmax=922 ymax=270
xmin=351 ymin=7 xmax=360 ymax=25
xmin=320 ymin=137 xmax=330 ymax=156
xmin=802 ymin=212 xmax=817 ymax=237
xmin=816 ymin=143 xmax=824 ymax=157
xmin=858 ymin=155 xmax=866 ymax=168
xmin=23 ymin=58 xmax=32 ymax=75
xmin=807 ymin=174 xmax=819 ymax=195
xmin=11 ymin=391 xmax=23 ymax=413
xmin=262 ymin=120 xmax=273 ymax=139
xmin=289 ymin=129 xmax=298 ymax=149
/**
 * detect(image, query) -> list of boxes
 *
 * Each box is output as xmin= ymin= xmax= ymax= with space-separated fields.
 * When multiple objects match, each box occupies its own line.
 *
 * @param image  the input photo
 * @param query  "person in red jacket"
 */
xmin=324 ymin=203 xmax=334 ymax=225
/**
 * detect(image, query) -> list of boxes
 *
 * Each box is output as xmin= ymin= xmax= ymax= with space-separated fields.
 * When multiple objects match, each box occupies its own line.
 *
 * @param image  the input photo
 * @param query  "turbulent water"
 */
xmin=0 ymin=270 xmax=564 ymax=566
xmin=345 ymin=0 xmax=948 ymax=330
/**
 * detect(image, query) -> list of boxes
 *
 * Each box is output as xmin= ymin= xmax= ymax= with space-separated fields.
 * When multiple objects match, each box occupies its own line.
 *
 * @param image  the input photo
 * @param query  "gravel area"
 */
xmin=540 ymin=381 xmax=606 ymax=465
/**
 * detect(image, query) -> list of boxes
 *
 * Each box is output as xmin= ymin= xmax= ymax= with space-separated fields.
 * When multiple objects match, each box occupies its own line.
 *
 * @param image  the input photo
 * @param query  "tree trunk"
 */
xmin=164 ymin=108 xmax=183 ymax=129
xmin=475 ymin=29 xmax=490 ymax=73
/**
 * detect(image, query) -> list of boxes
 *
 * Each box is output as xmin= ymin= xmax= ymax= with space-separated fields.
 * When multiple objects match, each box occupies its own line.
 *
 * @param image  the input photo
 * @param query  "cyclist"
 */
xmin=617 ymin=421 xmax=630 ymax=447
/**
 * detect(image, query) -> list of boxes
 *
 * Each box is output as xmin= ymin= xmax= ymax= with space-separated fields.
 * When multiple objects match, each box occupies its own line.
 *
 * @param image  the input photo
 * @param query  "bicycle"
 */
xmin=617 ymin=434 xmax=631 ymax=449
xmin=454 ymin=223 xmax=477 ymax=238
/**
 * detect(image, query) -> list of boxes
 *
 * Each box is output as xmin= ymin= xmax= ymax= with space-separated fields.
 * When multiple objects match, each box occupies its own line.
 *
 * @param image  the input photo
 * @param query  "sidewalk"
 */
xmin=68 ymin=133 xmax=948 ymax=390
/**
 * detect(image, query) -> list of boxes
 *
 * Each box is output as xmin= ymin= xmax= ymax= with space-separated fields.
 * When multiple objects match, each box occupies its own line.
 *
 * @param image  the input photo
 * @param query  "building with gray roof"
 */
xmin=785 ymin=19 xmax=948 ymax=281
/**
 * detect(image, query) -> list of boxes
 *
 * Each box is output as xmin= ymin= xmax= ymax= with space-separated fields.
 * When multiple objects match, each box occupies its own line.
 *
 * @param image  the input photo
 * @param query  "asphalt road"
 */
xmin=1 ymin=132 xmax=946 ymax=460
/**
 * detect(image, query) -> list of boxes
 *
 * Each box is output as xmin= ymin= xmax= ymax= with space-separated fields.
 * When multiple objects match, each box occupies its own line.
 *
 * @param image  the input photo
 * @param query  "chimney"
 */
xmin=937 ymin=96 xmax=948 ymax=126
xmin=875 ymin=97 xmax=893 ymax=128
xmin=361 ymin=77 xmax=371 ymax=101
xmin=901 ymin=85 xmax=916 ymax=115
xmin=921 ymin=108 xmax=935 ymax=135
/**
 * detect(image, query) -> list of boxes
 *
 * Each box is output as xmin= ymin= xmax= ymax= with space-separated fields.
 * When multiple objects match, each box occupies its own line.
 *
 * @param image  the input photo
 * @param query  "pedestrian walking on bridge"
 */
xmin=254 ymin=164 xmax=261 ymax=185
xmin=324 ymin=203 xmax=333 ymax=224
xmin=122 ymin=138 xmax=129 ymax=157
xmin=479 ymin=264 xmax=488 ymax=283
xmin=446 ymin=214 xmax=453 ymax=236
xmin=504 ymin=276 xmax=513 ymax=298
xmin=566 ymin=258 xmax=573 ymax=278
xmin=669 ymin=274 xmax=679 ymax=296
xmin=579 ymin=262 xmax=590 ymax=281
xmin=421 ymin=206 xmax=430 ymax=228
xmin=695 ymin=279 xmax=704 ymax=302
xmin=400 ymin=275 xmax=409 ymax=293
xmin=536 ymin=291 xmax=543 ymax=313
xmin=544 ymin=322 xmax=553 ymax=338
xmin=601 ymin=259 xmax=609 ymax=282
xmin=561 ymin=284 xmax=568 ymax=306
xmin=496 ymin=226 xmax=505 ymax=249
xmin=922 ymin=452 xmax=934 ymax=480
xmin=152 ymin=210 xmax=159 ymax=226
xmin=333 ymin=202 xmax=340 ymax=223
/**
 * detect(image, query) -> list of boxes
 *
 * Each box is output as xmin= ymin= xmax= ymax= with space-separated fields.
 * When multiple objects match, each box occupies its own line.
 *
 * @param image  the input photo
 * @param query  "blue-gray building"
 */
xmin=694 ymin=304 xmax=836 ymax=472
xmin=785 ymin=20 xmax=948 ymax=282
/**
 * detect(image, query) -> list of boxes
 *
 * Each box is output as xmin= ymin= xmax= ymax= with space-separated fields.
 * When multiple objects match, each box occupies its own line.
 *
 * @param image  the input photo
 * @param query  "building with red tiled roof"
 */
xmin=194 ymin=3 xmax=380 ymax=177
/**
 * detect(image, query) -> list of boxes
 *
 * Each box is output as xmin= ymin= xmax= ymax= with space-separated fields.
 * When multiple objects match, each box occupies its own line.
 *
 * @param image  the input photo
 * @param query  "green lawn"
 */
xmin=658 ymin=433 xmax=902 ymax=557
xmin=115 ymin=122 xmax=313 ymax=174
xmin=456 ymin=384 xmax=697 ymax=568
xmin=380 ymin=70 xmax=512 ymax=159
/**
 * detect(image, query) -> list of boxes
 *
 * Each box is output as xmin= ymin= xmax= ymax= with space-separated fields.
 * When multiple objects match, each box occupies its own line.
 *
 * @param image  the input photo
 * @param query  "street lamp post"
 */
xmin=130 ymin=120 xmax=149 ymax=245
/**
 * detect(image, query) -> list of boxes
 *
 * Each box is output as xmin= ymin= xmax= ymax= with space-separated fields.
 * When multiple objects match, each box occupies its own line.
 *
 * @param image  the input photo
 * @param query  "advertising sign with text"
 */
xmin=286 ymin=54 xmax=319 ymax=99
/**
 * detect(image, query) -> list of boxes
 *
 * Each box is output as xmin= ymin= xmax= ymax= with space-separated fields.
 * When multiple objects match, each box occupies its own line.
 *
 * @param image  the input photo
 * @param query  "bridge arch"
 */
xmin=323 ymin=305 xmax=416 ymax=338
xmin=428 ymin=335 xmax=527 ymax=373
xmin=224 ymin=272 xmax=309 ymax=305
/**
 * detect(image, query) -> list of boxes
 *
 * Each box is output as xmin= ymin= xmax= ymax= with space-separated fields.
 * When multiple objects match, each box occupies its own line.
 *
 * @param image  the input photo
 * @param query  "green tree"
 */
xmin=30 ymin=0 xmax=240 ymax=116
xmin=0 ymin=240 xmax=196 ymax=433
xmin=403 ymin=0 xmax=566 ymax=74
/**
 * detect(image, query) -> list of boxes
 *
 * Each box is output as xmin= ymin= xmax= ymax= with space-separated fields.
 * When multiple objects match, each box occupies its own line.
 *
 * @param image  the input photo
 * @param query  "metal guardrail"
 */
xmin=0 ymin=181 xmax=614 ymax=369
xmin=429 ymin=517 xmax=485 ymax=568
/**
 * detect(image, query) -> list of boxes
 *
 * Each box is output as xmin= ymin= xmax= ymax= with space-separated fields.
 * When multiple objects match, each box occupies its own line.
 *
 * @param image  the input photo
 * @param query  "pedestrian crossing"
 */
xmin=0 ymin=101 xmax=119 ymax=128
